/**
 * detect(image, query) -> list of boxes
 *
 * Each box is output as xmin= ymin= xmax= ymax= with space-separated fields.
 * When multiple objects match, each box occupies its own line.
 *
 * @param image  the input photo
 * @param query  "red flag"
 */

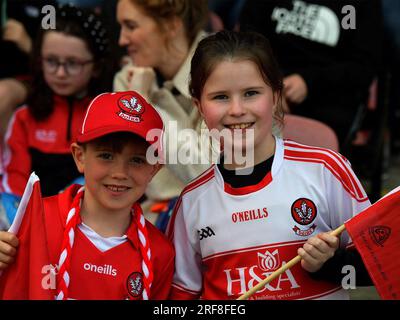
xmin=0 ymin=173 xmax=54 ymax=299
xmin=345 ymin=187 xmax=400 ymax=300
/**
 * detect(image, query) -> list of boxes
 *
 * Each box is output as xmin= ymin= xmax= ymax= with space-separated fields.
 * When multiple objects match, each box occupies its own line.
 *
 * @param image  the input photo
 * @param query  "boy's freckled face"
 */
xmin=76 ymin=138 xmax=159 ymax=214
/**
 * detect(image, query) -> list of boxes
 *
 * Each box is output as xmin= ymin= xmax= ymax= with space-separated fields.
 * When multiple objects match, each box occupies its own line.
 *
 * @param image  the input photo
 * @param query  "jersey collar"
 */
xmin=58 ymin=185 xmax=140 ymax=250
xmin=215 ymin=136 xmax=284 ymax=196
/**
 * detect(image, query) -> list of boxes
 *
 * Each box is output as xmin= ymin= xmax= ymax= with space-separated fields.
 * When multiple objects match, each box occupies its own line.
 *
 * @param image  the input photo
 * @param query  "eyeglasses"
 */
xmin=42 ymin=57 xmax=94 ymax=76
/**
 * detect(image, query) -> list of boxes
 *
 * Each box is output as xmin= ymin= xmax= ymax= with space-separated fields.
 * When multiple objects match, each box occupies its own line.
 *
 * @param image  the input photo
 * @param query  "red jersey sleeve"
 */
xmin=146 ymin=222 xmax=175 ymax=300
xmin=150 ymin=250 xmax=175 ymax=299
xmin=2 ymin=107 xmax=32 ymax=196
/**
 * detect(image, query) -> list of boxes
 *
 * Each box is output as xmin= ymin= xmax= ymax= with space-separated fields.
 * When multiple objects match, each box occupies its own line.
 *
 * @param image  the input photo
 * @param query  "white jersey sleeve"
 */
xmin=323 ymin=155 xmax=370 ymax=246
xmin=168 ymin=196 xmax=202 ymax=299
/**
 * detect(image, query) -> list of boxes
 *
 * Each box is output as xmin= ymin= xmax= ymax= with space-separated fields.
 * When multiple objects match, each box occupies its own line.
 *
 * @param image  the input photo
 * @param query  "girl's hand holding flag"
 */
xmin=238 ymin=187 xmax=400 ymax=300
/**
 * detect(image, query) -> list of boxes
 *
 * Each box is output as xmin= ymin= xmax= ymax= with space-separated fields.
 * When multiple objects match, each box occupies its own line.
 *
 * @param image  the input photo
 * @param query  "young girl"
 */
xmin=0 ymin=91 xmax=174 ymax=300
xmin=0 ymin=5 xmax=113 ymax=225
xmin=166 ymin=30 xmax=372 ymax=300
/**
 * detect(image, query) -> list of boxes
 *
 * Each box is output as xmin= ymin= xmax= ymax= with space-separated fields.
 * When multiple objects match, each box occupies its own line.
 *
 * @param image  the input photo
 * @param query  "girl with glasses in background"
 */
xmin=0 ymin=4 xmax=113 ymax=227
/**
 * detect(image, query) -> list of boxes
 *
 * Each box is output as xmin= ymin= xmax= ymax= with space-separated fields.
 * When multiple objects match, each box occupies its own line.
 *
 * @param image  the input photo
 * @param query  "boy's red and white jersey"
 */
xmin=167 ymin=138 xmax=370 ymax=300
xmin=44 ymin=185 xmax=175 ymax=300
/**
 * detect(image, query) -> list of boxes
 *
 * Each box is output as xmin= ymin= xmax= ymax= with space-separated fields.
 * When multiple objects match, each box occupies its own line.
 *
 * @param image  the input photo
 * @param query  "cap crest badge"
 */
xmin=117 ymin=94 xmax=145 ymax=123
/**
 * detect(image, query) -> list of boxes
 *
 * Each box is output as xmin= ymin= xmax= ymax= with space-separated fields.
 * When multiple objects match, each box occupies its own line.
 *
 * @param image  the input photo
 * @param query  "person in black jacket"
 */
xmin=240 ymin=0 xmax=383 ymax=147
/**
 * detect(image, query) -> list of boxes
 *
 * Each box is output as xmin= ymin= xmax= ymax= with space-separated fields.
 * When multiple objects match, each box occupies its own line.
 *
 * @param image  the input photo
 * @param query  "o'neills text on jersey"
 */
xmin=83 ymin=263 xmax=117 ymax=276
xmin=232 ymin=208 xmax=269 ymax=223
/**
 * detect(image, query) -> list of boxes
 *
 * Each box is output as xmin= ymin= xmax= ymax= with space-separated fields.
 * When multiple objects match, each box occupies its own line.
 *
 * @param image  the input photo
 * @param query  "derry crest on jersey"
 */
xmin=291 ymin=198 xmax=318 ymax=237
xmin=126 ymin=272 xmax=144 ymax=298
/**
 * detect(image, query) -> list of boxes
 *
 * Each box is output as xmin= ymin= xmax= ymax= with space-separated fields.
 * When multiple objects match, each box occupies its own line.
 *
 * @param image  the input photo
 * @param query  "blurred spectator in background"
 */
xmin=0 ymin=4 xmax=113 ymax=228
xmin=382 ymin=0 xmax=400 ymax=154
xmin=208 ymin=0 xmax=246 ymax=30
xmin=0 ymin=0 xmax=58 ymax=137
xmin=0 ymin=0 xmax=121 ymax=137
xmin=114 ymin=0 xmax=210 ymax=229
xmin=239 ymin=0 xmax=382 ymax=148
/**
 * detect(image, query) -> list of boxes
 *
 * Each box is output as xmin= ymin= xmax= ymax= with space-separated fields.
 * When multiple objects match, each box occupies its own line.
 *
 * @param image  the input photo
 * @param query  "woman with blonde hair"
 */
xmin=114 ymin=0 xmax=210 ymax=228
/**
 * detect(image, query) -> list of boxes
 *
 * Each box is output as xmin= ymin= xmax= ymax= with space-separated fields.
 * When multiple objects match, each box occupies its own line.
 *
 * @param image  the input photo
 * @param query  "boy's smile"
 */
xmin=104 ymin=184 xmax=132 ymax=194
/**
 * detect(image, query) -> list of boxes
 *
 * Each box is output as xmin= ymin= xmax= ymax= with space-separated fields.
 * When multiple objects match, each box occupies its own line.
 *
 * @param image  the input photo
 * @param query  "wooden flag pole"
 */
xmin=237 ymin=224 xmax=347 ymax=300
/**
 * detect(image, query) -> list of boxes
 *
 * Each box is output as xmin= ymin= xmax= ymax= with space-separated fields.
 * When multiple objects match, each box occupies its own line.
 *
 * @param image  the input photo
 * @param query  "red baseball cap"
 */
xmin=77 ymin=91 xmax=164 ymax=152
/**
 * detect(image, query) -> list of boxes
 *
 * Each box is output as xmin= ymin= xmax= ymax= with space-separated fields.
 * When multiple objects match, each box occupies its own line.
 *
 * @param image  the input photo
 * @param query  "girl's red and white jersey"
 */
xmin=167 ymin=137 xmax=370 ymax=300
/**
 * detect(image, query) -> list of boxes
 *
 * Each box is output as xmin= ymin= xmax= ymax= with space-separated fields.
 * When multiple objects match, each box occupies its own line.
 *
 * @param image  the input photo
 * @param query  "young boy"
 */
xmin=0 ymin=91 xmax=174 ymax=300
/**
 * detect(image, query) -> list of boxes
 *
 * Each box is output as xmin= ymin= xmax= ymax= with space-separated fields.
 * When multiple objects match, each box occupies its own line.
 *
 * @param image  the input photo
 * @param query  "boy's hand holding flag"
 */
xmin=0 ymin=172 xmax=54 ymax=299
